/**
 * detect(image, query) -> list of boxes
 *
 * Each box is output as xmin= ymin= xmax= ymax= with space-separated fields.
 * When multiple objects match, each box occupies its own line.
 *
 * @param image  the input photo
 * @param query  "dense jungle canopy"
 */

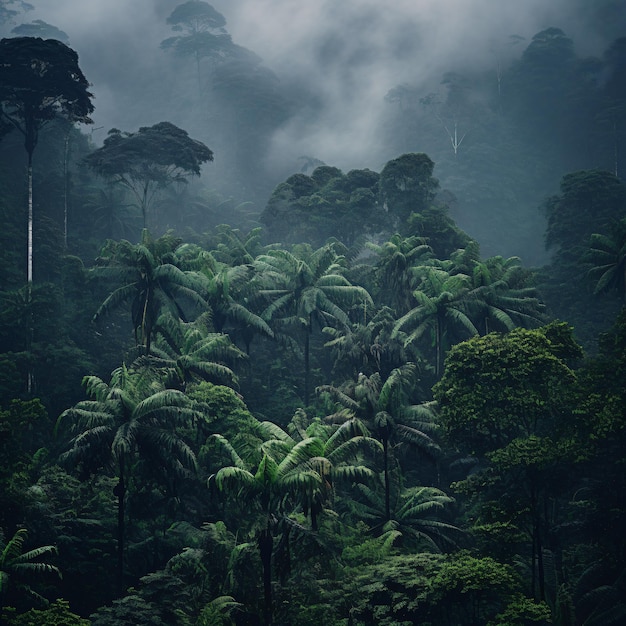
xmin=1 ymin=1 xmax=626 ymax=624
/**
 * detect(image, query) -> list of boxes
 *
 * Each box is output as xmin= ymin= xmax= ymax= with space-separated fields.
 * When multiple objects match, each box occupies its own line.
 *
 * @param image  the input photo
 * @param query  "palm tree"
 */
xmin=318 ymin=364 xmax=440 ymax=521
xmin=255 ymin=244 xmax=372 ymax=404
xmin=57 ymin=364 xmax=201 ymax=595
xmin=144 ymin=313 xmax=246 ymax=391
xmin=586 ymin=218 xmax=626 ymax=303
xmin=323 ymin=306 xmax=411 ymax=381
xmin=210 ymin=405 xmax=379 ymax=625
xmin=393 ymin=265 xmax=479 ymax=378
xmin=213 ymin=434 xmax=326 ymax=626
xmin=212 ymin=224 xmax=266 ymax=266
xmin=466 ymin=255 xmax=546 ymax=334
xmin=203 ymin=264 xmax=274 ymax=352
xmin=256 ymin=411 xmax=381 ymax=530
xmin=349 ymin=479 xmax=462 ymax=552
xmin=177 ymin=244 xmax=274 ymax=353
xmin=91 ymin=230 xmax=207 ymax=355
xmin=367 ymin=234 xmax=434 ymax=316
xmin=0 ymin=528 xmax=61 ymax=612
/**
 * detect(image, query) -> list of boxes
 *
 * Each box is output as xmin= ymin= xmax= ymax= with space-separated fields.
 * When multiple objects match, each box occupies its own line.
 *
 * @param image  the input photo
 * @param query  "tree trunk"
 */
xmin=27 ymin=151 xmax=33 ymax=284
xmin=536 ymin=516 xmax=545 ymax=601
xmin=304 ymin=326 xmax=310 ymax=406
xmin=383 ymin=436 xmax=390 ymax=521
xmin=531 ymin=525 xmax=537 ymax=600
xmin=114 ymin=459 xmax=127 ymax=596
xmin=435 ymin=316 xmax=442 ymax=378
xmin=259 ymin=527 xmax=273 ymax=626
xmin=26 ymin=150 xmax=34 ymax=394
xmin=63 ymin=128 xmax=71 ymax=249
xmin=142 ymin=181 xmax=149 ymax=230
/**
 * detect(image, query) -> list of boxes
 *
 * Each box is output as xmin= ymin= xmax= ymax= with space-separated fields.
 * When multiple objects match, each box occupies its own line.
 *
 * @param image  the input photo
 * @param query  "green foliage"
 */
xmin=255 ymin=243 xmax=372 ymax=404
xmin=378 ymin=153 xmax=439 ymax=231
xmin=487 ymin=435 xmax=579 ymax=472
xmin=545 ymin=170 xmax=626 ymax=256
xmin=340 ymin=522 xmax=401 ymax=566
xmin=0 ymin=399 xmax=49 ymax=528
xmin=351 ymin=480 xmax=462 ymax=552
xmin=190 ymin=381 xmax=260 ymax=454
xmin=434 ymin=323 xmax=581 ymax=455
xmin=0 ymin=528 xmax=60 ymax=612
xmin=0 ymin=37 xmax=93 ymax=156
xmin=28 ymin=466 xmax=117 ymax=615
xmin=195 ymin=596 xmax=240 ymax=626
xmin=58 ymin=363 xmax=200 ymax=479
xmin=393 ymin=264 xmax=480 ymax=377
xmin=586 ymin=217 xmax=626 ymax=303
xmin=340 ymin=550 xmax=519 ymax=625
xmin=541 ymin=170 xmax=626 ymax=347
xmin=1 ymin=598 xmax=89 ymax=626
xmin=84 ymin=123 xmax=213 ymax=229
xmin=90 ymin=231 xmax=208 ymax=355
xmin=430 ymin=550 xmax=515 ymax=597
xmin=147 ymin=320 xmax=245 ymax=391
xmin=261 ymin=165 xmax=382 ymax=247
xmin=487 ymin=593 xmax=552 ymax=626
xmin=89 ymin=594 xmax=182 ymax=626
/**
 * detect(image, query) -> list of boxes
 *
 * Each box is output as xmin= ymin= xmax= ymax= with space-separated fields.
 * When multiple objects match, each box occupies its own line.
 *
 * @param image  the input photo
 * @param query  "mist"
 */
xmin=9 ymin=0 xmax=615 ymax=167
xmin=2 ymin=0 xmax=624 ymax=263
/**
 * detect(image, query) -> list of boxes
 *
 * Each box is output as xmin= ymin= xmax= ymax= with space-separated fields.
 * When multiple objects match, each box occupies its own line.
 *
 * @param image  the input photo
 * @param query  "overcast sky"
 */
xmin=2 ymin=0 xmax=622 ymax=171
xmin=2 ymin=0 xmax=612 ymax=165
xmin=3 ymin=0 xmax=622 ymax=263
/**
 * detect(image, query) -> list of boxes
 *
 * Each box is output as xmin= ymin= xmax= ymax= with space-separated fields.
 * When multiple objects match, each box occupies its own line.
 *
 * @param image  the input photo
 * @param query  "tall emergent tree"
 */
xmin=84 ymin=122 xmax=213 ymax=230
xmin=0 ymin=36 xmax=93 ymax=283
xmin=161 ymin=1 xmax=229 ymax=89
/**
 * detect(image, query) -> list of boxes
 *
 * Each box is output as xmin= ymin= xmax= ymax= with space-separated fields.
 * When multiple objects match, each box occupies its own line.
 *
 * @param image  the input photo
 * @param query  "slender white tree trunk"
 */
xmin=27 ymin=157 xmax=33 ymax=283
xmin=27 ymin=153 xmax=34 ymax=394
xmin=64 ymin=129 xmax=71 ymax=248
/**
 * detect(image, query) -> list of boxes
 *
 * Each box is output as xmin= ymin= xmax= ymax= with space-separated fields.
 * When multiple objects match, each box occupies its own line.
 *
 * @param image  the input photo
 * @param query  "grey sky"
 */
xmin=3 ymin=0 xmax=594 ymax=161
xmin=3 ymin=0 xmax=622 ymax=264
xmin=2 ymin=1 xmax=621 ymax=173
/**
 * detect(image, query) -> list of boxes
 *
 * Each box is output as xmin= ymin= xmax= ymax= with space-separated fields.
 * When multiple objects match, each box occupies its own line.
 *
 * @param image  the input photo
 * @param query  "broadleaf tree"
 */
xmin=0 ymin=36 xmax=93 ymax=283
xmin=84 ymin=121 xmax=213 ymax=230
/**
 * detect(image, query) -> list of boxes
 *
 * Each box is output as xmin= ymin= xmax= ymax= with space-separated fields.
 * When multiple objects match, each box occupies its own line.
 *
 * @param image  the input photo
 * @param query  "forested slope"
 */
xmin=1 ymin=2 xmax=626 ymax=624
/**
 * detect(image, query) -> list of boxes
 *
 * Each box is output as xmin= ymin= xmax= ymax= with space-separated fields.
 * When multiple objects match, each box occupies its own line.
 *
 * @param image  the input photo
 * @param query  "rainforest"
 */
xmin=1 ymin=1 xmax=625 ymax=624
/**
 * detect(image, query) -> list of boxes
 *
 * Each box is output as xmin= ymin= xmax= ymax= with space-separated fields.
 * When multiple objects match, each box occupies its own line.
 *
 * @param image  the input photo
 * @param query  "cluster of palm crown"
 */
xmin=55 ymin=226 xmax=548 ymax=613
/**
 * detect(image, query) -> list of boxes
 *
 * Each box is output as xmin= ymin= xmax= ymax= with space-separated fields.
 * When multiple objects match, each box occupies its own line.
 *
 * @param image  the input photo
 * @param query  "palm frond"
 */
xmin=215 ymin=466 xmax=257 ymax=493
xmin=255 ymin=453 xmax=279 ymax=486
xmin=209 ymin=434 xmax=247 ymax=469
xmin=92 ymin=282 xmax=138 ymax=322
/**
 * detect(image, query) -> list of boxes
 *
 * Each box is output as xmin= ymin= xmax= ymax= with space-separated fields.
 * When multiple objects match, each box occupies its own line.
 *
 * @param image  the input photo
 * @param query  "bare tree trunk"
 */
xmin=63 ymin=128 xmax=71 ymax=249
xmin=115 ymin=459 xmax=127 ymax=597
xmin=26 ymin=151 xmax=34 ymax=394
xmin=27 ymin=152 xmax=33 ymax=284
xmin=259 ymin=527 xmax=273 ymax=625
